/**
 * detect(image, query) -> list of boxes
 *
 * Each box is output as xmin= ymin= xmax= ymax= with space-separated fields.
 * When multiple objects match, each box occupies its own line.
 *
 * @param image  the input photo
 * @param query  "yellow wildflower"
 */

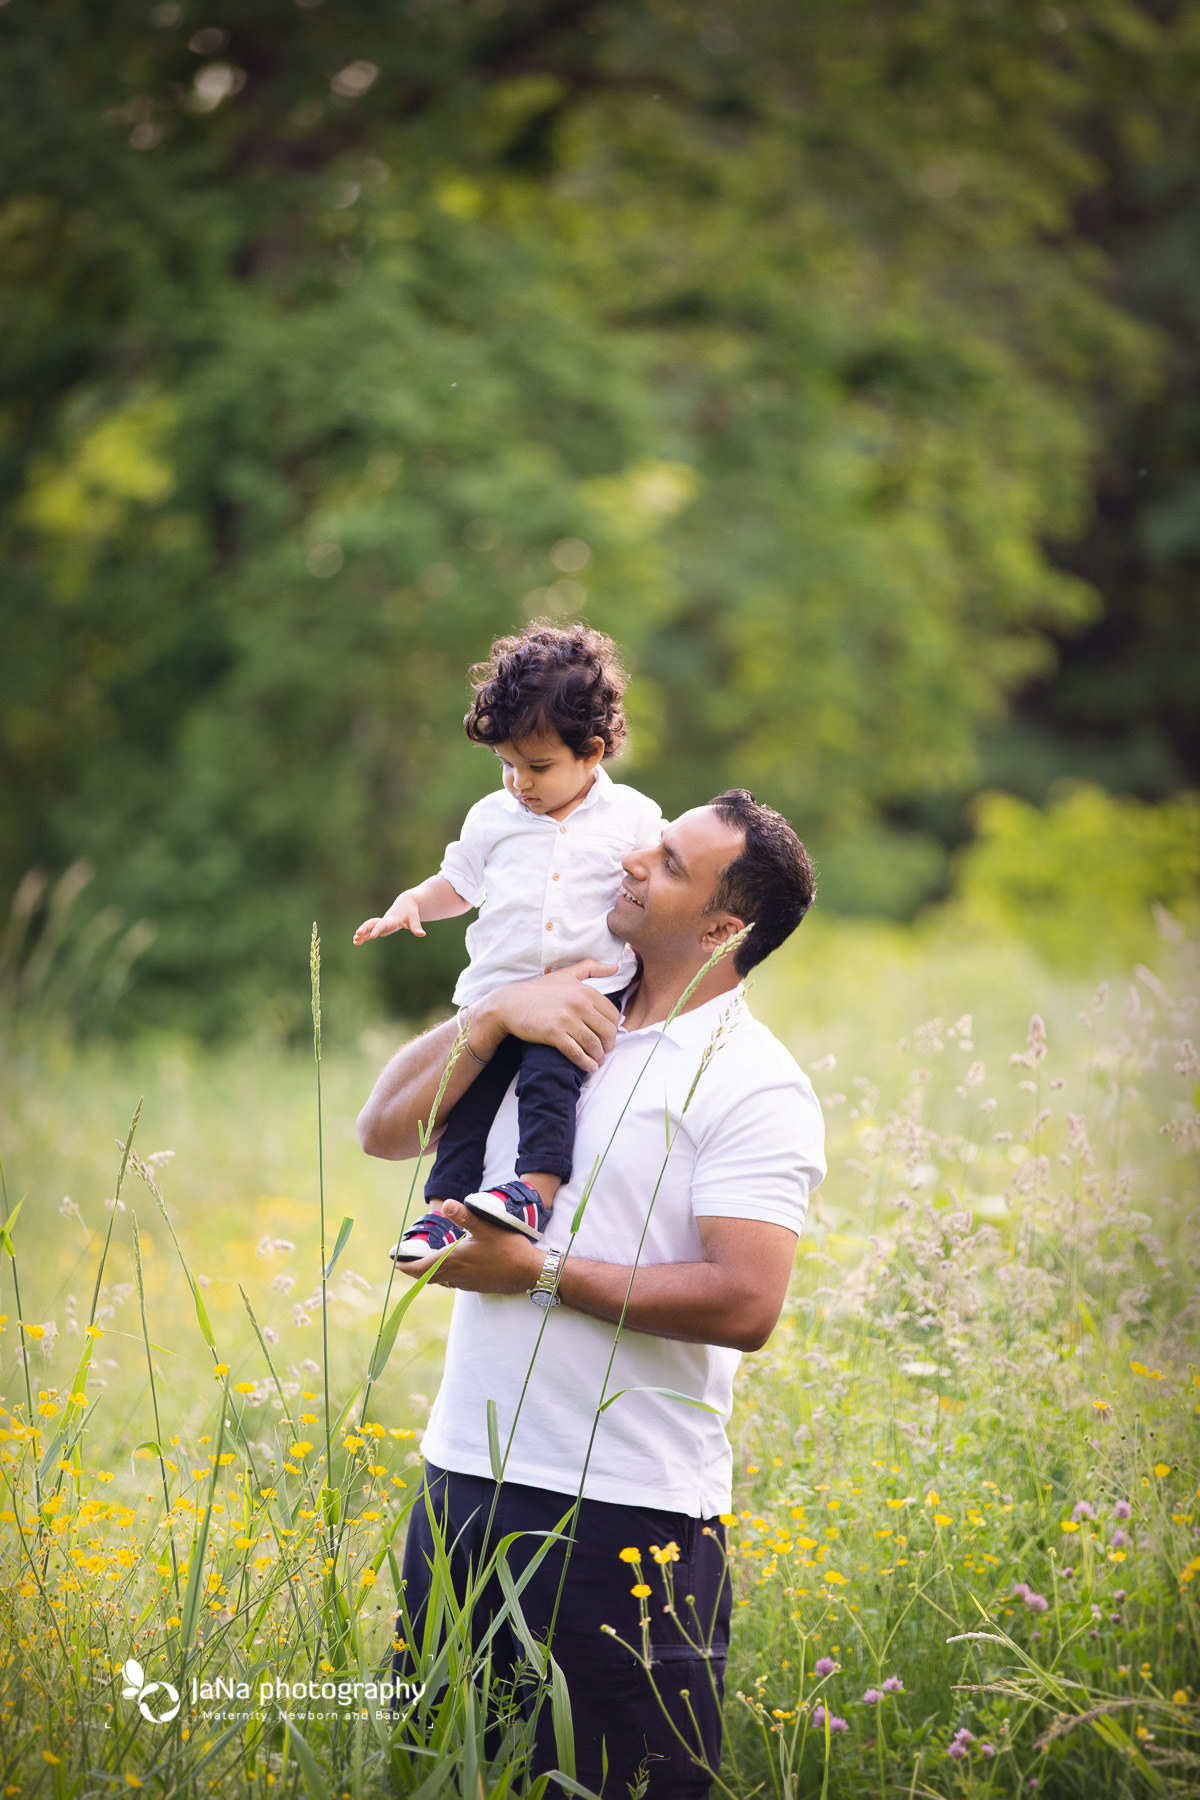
xmin=823 ymin=1571 xmax=848 ymax=1585
xmin=291 ymin=1441 xmax=313 ymax=1457
xmin=1173 ymin=1690 xmax=1189 ymax=1705
xmin=300 ymin=1413 xmax=318 ymax=1425
xmin=1061 ymin=1520 xmax=1080 ymax=1532
xmin=234 ymin=1383 xmax=256 ymax=1396
xmin=213 ymin=1363 xmax=229 ymax=1377
xmin=618 ymin=1547 xmax=642 ymax=1563
xmin=631 ymin=1583 xmax=652 ymax=1598
xmin=1154 ymin=1463 xmax=1171 ymax=1479
xmin=718 ymin=1513 xmax=736 ymax=1526
xmin=933 ymin=1514 xmax=952 ymax=1528
xmin=359 ymin=1568 xmax=376 ymax=1586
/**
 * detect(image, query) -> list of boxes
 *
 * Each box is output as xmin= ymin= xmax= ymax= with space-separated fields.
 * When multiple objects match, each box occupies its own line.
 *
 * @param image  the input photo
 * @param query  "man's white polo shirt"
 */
xmin=421 ymin=986 xmax=825 ymax=1518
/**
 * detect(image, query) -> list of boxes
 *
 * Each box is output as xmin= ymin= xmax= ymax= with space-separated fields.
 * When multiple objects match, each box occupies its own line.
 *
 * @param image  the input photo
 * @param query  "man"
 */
xmin=358 ymin=790 xmax=825 ymax=1797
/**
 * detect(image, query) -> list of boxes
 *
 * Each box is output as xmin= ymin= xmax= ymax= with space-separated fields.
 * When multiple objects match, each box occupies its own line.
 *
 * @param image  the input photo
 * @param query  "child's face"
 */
xmin=494 ymin=729 xmax=603 ymax=818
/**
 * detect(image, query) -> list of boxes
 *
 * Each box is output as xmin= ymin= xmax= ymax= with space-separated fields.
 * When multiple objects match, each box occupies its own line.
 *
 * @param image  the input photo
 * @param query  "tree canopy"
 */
xmin=2 ymin=0 xmax=1196 ymax=1029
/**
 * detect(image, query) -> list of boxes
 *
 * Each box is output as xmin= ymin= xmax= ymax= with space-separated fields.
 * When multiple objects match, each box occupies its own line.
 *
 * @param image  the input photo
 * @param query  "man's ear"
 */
xmin=700 ymin=913 xmax=745 ymax=952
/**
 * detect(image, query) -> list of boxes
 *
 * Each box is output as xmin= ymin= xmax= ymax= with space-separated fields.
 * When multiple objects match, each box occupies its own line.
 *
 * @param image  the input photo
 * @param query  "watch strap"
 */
xmin=529 ymin=1247 xmax=563 ymax=1305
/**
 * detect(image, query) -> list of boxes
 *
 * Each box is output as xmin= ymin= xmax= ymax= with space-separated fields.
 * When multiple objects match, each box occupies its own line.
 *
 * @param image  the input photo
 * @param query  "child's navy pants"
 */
xmin=424 ymin=1033 xmax=586 ymax=1201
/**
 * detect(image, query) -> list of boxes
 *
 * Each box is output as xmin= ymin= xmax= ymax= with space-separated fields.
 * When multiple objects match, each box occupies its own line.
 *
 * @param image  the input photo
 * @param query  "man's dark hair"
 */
xmin=464 ymin=623 xmax=628 ymax=758
xmin=706 ymin=790 xmax=816 ymax=976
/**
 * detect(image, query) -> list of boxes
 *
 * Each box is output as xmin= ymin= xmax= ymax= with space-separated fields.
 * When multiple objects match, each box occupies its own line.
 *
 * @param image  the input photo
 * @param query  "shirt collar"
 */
xmin=617 ymin=981 xmax=747 ymax=1048
xmin=496 ymin=762 xmax=613 ymax=819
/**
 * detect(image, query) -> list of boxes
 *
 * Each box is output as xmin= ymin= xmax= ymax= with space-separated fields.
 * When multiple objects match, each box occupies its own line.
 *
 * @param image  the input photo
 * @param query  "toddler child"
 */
xmin=355 ymin=623 xmax=661 ymax=1262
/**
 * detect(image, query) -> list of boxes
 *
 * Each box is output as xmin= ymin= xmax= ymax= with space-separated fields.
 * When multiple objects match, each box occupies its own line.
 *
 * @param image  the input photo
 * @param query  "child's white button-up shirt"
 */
xmin=439 ymin=765 xmax=663 ymax=1006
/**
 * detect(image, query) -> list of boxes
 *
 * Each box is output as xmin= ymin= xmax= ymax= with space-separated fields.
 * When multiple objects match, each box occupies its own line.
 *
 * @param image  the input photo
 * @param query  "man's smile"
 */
xmin=617 ymin=884 xmax=644 ymax=909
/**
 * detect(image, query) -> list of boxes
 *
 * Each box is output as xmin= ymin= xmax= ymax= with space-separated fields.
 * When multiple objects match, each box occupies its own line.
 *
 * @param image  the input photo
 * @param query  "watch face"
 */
xmin=530 ymin=1290 xmax=553 ymax=1308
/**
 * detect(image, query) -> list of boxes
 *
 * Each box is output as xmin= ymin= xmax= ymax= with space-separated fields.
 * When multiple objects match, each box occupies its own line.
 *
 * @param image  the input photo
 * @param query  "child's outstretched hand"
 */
xmin=354 ymin=892 xmax=425 ymax=944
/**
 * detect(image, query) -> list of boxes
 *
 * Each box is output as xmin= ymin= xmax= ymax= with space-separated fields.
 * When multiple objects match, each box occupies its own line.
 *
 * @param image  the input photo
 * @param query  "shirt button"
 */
xmin=545 ymin=921 xmax=554 ymax=930
xmin=552 ymin=871 xmax=561 ymax=880
xmin=544 ymin=965 xmax=552 ymax=974
xmin=559 ymin=825 xmax=567 ymax=834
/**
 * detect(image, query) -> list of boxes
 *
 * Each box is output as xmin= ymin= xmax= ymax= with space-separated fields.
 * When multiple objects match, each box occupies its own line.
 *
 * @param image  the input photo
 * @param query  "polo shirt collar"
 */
xmin=617 ymin=981 xmax=747 ymax=1047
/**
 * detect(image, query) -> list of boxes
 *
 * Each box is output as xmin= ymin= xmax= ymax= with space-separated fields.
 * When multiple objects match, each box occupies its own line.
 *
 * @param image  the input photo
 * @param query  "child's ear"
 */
xmin=580 ymin=736 xmax=606 ymax=766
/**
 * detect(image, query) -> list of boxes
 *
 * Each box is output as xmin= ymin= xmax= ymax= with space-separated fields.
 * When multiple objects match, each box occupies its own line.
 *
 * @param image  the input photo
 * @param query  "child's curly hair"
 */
xmin=464 ymin=623 xmax=628 ymax=759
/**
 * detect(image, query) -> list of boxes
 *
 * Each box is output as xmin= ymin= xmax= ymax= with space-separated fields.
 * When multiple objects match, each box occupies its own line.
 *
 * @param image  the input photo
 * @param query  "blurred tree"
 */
xmin=948 ymin=783 xmax=1200 ymax=970
xmin=998 ymin=0 xmax=1200 ymax=805
xmin=0 ymin=0 xmax=1189 ymax=1029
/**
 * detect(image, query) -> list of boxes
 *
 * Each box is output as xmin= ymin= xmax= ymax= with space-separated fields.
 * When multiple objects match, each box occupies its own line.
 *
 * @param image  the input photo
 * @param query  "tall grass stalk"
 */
xmin=311 ymin=925 xmax=335 ymax=1552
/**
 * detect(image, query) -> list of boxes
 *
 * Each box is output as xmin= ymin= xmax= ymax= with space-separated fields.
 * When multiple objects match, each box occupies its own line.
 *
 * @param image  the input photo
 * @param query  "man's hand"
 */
xmin=481 ymin=961 xmax=621 ymax=1074
xmin=358 ymin=959 xmax=623 ymax=1162
xmin=395 ymin=1203 xmax=543 ymax=1292
xmin=355 ymin=891 xmax=424 ymax=944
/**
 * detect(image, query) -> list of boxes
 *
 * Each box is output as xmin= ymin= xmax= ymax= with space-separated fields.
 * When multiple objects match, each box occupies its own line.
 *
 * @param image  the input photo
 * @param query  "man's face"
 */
xmin=608 ymin=806 xmax=745 ymax=964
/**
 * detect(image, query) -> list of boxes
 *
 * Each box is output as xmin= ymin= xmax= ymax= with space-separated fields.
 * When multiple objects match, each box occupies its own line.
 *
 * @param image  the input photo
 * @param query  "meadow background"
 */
xmin=1 ymin=0 xmax=1199 ymax=1794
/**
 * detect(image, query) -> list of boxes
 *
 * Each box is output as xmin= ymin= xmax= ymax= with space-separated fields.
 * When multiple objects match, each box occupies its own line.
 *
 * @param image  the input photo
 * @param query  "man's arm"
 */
xmin=357 ymin=962 xmax=622 ymax=1162
xmin=403 ymin=1206 xmax=798 ymax=1354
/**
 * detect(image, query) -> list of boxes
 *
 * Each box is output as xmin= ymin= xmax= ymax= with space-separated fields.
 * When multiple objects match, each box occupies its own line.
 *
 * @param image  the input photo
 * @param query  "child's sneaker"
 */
xmin=389 ymin=1211 xmax=466 ymax=1264
xmin=462 ymin=1179 xmax=550 ymax=1242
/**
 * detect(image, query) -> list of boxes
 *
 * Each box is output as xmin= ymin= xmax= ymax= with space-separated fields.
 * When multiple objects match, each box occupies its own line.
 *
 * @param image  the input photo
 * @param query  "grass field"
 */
xmin=0 ymin=915 xmax=1196 ymax=1797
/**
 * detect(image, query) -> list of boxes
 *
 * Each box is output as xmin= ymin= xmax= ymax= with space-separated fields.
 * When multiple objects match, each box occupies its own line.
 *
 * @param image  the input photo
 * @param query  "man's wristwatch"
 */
xmin=528 ymin=1247 xmax=563 ymax=1309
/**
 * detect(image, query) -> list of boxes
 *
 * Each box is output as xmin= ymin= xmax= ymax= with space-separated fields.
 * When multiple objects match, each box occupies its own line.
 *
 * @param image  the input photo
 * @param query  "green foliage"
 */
xmin=0 ymin=0 xmax=1195 ymax=1028
xmin=950 ymin=783 xmax=1200 ymax=970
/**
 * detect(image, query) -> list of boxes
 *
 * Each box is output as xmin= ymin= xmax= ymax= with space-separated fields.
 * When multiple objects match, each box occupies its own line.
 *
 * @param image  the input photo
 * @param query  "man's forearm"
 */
xmin=555 ymin=1254 xmax=781 ymax=1354
xmin=356 ymin=1009 xmax=503 ymax=1162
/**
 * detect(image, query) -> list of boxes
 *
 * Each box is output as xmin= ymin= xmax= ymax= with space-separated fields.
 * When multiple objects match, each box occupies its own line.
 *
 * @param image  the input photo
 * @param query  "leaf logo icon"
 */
xmin=119 ymin=1654 xmax=181 ymax=1723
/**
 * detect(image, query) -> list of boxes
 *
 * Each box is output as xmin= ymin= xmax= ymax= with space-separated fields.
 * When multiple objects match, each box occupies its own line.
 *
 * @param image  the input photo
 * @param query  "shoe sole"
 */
xmin=461 ymin=1192 xmax=543 ymax=1240
xmin=390 ymin=1236 xmax=460 ymax=1263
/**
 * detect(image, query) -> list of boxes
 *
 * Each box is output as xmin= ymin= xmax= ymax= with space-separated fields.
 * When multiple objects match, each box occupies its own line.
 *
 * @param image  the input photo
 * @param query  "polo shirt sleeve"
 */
xmin=439 ymin=797 xmax=494 ymax=909
xmin=688 ymin=1073 xmax=825 ymax=1235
